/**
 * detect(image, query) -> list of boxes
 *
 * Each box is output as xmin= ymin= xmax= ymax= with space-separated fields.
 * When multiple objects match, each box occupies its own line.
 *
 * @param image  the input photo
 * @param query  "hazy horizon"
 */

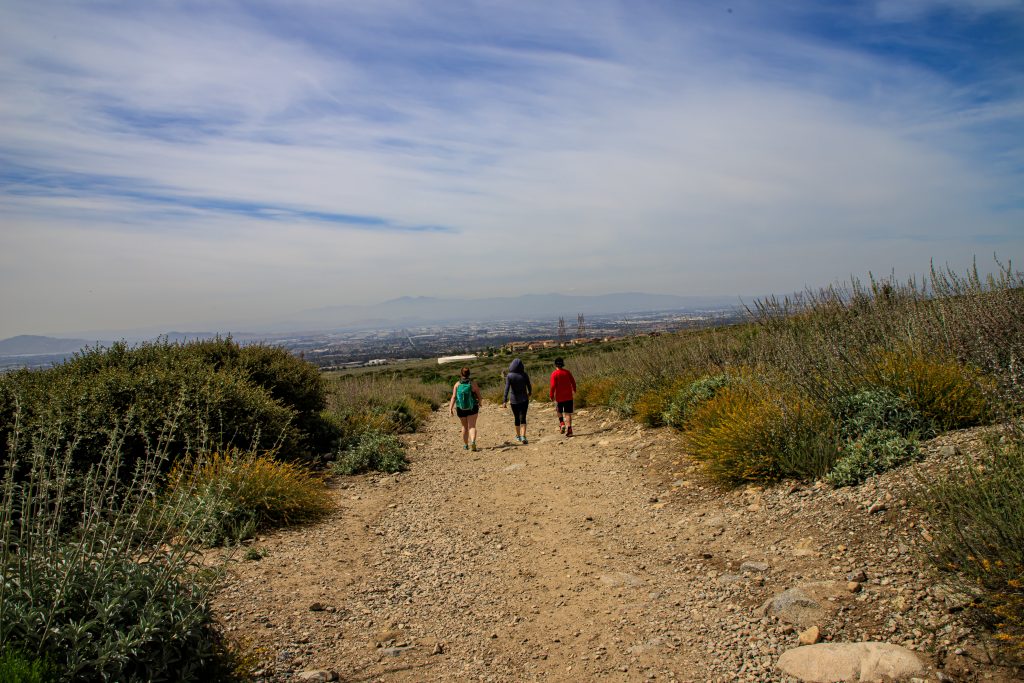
xmin=1 ymin=290 xmax=749 ymax=341
xmin=2 ymin=1 xmax=1022 ymax=338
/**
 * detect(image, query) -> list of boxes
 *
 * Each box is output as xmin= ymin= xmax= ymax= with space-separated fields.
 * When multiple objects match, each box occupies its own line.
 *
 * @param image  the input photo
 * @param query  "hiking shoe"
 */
xmin=463 ymin=444 xmax=469 ymax=450
xmin=470 ymin=442 xmax=478 ymax=452
xmin=560 ymin=423 xmax=566 ymax=434
xmin=515 ymin=435 xmax=523 ymax=443
xmin=521 ymin=437 xmax=528 ymax=445
xmin=566 ymin=427 xmax=574 ymax=437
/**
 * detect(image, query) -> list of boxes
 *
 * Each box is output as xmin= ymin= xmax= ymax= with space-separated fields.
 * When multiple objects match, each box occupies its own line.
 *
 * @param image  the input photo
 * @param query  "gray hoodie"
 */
xmin=503 ymin=358 xmax=532 ymax=404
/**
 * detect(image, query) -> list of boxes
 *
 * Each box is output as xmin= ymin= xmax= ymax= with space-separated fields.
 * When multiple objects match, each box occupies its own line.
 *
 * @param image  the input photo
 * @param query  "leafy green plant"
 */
xmin=826 ymin=428 xmax=920 ymax=487
xmin=663 ymin=374 xmax=731 ymax=430
xmin=830 ymin=387 xmax=930 ymax=440
xmin=333 ymin=429 xmax=408 ymax=475
xmin=0 ymin=417 xmax=241 ymax=682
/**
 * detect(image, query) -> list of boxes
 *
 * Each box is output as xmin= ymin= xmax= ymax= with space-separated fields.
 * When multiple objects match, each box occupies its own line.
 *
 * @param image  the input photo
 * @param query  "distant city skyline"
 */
xmin=1 ymin=1 xmax=1022 ymax=337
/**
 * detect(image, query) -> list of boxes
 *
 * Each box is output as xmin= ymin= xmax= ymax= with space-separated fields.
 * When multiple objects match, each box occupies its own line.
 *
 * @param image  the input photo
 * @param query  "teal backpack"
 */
xmin=455 ymin=380 xmax=476 ymax=410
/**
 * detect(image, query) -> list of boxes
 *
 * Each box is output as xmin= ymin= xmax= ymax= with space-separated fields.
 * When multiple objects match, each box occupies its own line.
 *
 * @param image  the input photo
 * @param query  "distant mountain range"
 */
xmin=2 ymin=292 xmax=745 ymax=355
xmin=0 ymin=332 xmax=244 ymax=357
xmin=271 ymin=292 xmax=743 ymax=331
xmin=0 ymin=335 xmax=95 ymax=356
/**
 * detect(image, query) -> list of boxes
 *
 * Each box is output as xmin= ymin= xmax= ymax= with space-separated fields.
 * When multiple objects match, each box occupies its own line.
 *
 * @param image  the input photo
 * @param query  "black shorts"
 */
xmin=511 ymin=401 xmax=528 ymax=426
xmin=456 ymin=405 xmax=479 ymax=418
xmin=556 ymin=400 xmax=574 ymax=414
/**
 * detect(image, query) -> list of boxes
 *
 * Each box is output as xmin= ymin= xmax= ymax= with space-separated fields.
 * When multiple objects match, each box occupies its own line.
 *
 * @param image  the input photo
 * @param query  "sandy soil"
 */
xmin=214 ymin=403 xmax=1023 ymax=682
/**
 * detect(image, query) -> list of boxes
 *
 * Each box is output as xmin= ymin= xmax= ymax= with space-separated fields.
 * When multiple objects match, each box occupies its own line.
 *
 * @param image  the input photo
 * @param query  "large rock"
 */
xmin=296 ymin=672 xmax=338 ymax=683
xmin=777 ymin=642 xmax=925 ymax=682
xmin=761 ymin=588 xmax=824 ymax=627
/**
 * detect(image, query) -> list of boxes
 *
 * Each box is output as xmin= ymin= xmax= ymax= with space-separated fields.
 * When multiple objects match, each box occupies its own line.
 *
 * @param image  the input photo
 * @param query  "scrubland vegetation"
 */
xmin=0 ymin=260 xmax=1021 ymax=678
xmin=0 ymin=339 xmax=336 ymax=680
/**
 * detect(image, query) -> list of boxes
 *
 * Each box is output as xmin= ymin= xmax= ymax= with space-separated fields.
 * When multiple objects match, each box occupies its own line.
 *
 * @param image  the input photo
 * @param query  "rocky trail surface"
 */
xmin=214 ymin=405 xmax=1023 ymax=682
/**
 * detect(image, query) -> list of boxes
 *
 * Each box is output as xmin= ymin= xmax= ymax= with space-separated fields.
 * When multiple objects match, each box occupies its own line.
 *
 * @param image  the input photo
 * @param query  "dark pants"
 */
xmin=511 ymin=401 xmax=529 ymax=426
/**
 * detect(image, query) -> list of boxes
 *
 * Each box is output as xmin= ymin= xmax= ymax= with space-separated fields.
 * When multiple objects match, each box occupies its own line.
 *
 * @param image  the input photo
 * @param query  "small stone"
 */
xmin=799 ymin=625 xmax=821 ymax=645
xmin=846 ymin=569 xmax=868 ymax=583
xmin=374 ymin=630 xmax=402 ymax=644
xmin=938 ymin=444 xmax=960 ymax=458
xmin=432 ymin=643 xmax=445 ymax=655
xmin=296 ymin=672 xmax=336 ymax=683
xmin=868 ymin=501 xmax=887 ymax=514
xmin=308 ymin=602 xmax=325 ymax=612
xmin=741 ymin=561 xmax=769 ymax=573
xmin=846 ymin=581 xmax=862 ymax=593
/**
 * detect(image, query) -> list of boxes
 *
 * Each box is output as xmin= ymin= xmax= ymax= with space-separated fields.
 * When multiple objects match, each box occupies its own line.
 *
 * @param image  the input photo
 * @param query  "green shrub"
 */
xmin=0 ymin=649 xmax=54 ymax=683
xmin=830 ymin=387 xmax=930 ymax=440
xmin=921 ymin=434 xmax=1024 ymax=659
xmin=0 ymin=338 xmax=336 ymax=488
xmin=826 ymin=428 xmax=920 ymax=487
xmin=0 ymin=422 xmax=238 ymax=682
xmin=333 ymin=429 xmax=408 ymax=475
xmin=165 ymin=449 xmax=333 ymax=546
xmin=608 ymin=382 xmax=647 ymax=417
xmin=663 ymin=374 xmax=731 ymax=430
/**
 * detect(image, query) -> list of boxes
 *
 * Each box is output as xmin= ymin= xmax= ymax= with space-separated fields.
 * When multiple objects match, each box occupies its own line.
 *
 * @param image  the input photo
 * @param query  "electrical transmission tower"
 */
xmin=576 ymin=313 xmax=586 ymax=339
xmin=557 ymin=317 xmax=566 ymax=343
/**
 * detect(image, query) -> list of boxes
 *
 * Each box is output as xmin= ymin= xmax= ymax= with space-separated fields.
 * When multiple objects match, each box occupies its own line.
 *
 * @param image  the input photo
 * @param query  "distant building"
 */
xmin=503 ymin=342 xmax=530 ymax=353
xmin=438 ymin=354 xmax=477 ymax=365
xmin=365 ymin=359 xmax=389 ymax=366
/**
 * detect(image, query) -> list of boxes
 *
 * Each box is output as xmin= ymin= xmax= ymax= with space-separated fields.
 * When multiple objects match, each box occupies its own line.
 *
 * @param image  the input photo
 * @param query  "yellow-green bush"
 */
xmin=576 ymin=377 xmax=617 ymax=408
xmin=923 ymin=436 xmax=1024 ymax=660
xmin=633 ymin=380 xmax=687 ymax=427
xmin=685 ymin=379 xmax=835 ymax=484
xmin=166 ymin=449 xmax=333 ymax=545
xmin=860 ymin=346 xmax=994 ymax=431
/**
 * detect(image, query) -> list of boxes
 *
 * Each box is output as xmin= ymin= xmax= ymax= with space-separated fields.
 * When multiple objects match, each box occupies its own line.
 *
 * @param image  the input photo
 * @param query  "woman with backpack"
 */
xmin=501 ymin=358 xmax=532 ymax=444
xmin=449 ymin=366 xmax=483 ymax=451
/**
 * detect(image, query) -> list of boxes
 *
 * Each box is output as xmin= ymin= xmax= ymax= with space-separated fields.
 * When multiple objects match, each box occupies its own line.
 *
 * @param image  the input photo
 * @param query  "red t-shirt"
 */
xmin=549 ymin=367 xmax=577 ymax=402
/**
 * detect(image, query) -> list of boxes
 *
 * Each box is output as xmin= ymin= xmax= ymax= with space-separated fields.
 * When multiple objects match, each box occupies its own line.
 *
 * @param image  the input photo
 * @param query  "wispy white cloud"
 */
xmin=0 ymin=0 xmax=1021 ymax=336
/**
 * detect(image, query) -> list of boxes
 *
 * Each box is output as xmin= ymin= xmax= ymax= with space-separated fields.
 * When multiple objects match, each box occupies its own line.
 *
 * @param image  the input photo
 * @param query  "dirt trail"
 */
xmin=214 ymin=405 xmax=1022 ymax=683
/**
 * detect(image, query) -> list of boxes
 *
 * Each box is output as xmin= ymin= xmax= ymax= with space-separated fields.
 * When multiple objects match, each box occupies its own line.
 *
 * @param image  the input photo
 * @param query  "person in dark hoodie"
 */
xmin=501 ymin=358 xmax=533 ymax=444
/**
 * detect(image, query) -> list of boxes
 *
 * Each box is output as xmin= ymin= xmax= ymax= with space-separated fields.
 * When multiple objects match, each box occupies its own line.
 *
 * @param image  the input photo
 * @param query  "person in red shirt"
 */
xmin=549 ymin=357 xmax=578 ymax=437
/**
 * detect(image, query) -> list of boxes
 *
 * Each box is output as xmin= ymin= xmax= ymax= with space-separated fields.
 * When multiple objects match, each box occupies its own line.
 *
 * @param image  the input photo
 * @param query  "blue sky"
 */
xmin=1 ymin=0 xmax=1021 ymax=337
